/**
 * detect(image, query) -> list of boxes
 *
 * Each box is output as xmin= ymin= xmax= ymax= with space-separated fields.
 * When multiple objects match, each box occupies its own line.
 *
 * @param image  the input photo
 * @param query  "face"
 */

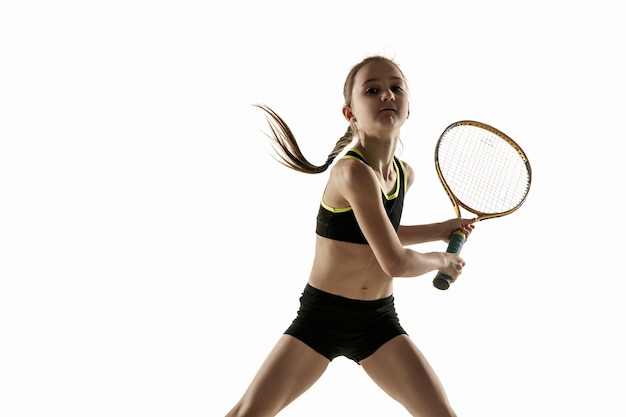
xmin=343 ymin=61 xmax=410 ymax=136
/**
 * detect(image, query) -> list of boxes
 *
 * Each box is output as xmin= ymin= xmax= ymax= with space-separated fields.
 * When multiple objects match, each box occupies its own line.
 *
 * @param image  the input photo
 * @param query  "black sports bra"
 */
xmin=315 ymin=149 xmax=407 ymax=244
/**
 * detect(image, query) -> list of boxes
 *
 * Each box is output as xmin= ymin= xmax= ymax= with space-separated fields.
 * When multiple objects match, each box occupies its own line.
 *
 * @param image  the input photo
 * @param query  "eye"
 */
xmin=365 ymin=88 xmax=379 ymax=95
xmin=392 ymin=85 xmax=404 ymax=93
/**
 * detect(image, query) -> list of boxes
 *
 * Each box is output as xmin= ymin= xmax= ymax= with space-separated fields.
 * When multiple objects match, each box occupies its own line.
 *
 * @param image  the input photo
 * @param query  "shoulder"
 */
xmin=323 ymin=158 xmax=380 ymax=208
xmin=331 ymin=157 xmax=378 ymax=190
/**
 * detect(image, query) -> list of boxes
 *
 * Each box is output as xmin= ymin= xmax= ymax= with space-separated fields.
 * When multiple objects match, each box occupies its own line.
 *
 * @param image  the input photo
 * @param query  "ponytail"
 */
xmin=254 ymin=104 xmax=354 ymax=174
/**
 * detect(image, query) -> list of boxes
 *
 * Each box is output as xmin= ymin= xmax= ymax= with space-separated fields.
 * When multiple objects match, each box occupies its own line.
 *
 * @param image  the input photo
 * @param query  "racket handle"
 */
xmin=433 ymin=230 xmax=466 ymax=290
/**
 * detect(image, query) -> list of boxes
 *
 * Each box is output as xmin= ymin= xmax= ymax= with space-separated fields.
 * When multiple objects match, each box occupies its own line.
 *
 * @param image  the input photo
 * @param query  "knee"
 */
xmin=225 ymin=402 xmax=250 ymax=417
xmin=411 ymin=409 xmax=456 ymax=417
xmin=429 ymin=407 xmax=456 ymax=417
xmin=224 ymin=400 xmax=277 ymax=417
xmin=407 ymin=400 xmax=457 ymax=417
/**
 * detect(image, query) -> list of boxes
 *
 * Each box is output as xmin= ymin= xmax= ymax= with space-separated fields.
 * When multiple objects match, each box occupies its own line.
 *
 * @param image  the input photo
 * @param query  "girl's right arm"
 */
xmin=332 ymin=160 xmax=466 ymax=279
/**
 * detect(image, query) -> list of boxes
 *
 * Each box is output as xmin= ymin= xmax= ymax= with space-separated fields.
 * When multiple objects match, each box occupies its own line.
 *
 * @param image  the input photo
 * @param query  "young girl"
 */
xmin=225 ymin=56 xmax=475 ymax=417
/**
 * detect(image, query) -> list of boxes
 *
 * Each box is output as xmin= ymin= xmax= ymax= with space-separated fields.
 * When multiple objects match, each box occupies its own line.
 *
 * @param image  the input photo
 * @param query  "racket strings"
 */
xmin=438 ymin=125 xmax=530 ymax=215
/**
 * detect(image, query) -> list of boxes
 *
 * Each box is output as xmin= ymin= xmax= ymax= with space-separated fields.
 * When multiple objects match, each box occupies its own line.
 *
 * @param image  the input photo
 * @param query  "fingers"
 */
xmin=459 ymin=219 xmax=476 ymax=238
xmin=461 ymin=224 xmax=474 ymax=236
xmin=450 ymin=261 xmax=465 ymax=283
xmin=456 ymin=257 xmax=466 ymax=272
xmin=445 ymin=254 xmax=466 ymax=283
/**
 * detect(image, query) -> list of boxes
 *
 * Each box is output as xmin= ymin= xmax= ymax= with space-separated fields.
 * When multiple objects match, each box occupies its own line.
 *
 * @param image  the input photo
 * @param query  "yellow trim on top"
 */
xmin=320 ymin=199 xmax=353 ymax=213
xmin=344 ymin=147 xmax=367 ymax=160
xmin=396 ymin=158 xmax=408 ymax=198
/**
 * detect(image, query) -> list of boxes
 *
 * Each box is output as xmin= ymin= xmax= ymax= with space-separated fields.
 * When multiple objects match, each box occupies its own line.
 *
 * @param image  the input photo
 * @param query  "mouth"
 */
xmin=379 ymin=108 xmax=397 ymax=113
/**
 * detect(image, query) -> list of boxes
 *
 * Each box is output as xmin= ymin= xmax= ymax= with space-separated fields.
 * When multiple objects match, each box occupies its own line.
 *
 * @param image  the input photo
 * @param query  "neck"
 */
xmin=354 ymin=135 xmax=399 ymax=180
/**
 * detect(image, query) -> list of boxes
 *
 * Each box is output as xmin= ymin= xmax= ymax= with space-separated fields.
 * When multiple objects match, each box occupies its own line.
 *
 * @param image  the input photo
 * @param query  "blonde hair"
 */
xmin=255 ymin=55 xmax=407 ymax=174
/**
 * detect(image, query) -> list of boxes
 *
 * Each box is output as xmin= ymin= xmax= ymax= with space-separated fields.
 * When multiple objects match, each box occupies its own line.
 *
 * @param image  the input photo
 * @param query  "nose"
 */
xmin=382 ymin=89 xmax=395 ymax=101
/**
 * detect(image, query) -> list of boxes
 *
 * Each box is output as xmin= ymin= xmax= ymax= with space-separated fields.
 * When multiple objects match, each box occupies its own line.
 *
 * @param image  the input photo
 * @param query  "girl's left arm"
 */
xmin=398 ymin=220 xmax=475 ymax=246
xmin=398 ymin=161 xmax=475 ymax=246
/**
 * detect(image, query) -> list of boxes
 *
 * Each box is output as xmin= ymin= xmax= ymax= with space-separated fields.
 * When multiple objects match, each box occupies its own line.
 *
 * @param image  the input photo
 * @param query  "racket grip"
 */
xmin=433 ymin=230 xmax=466 ymax=290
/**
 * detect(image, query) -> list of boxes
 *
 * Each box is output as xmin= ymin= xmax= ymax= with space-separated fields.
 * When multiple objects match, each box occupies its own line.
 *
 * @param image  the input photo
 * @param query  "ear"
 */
xmin=342 ymin=106 xmax=354 ymax=122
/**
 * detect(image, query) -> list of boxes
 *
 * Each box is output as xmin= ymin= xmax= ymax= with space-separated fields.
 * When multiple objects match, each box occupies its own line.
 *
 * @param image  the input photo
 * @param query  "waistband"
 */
xmin=302 ymin=284 xmax=395 ymax=311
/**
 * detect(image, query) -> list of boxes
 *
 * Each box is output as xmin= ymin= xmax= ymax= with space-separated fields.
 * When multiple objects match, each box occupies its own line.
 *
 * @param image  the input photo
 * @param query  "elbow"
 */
xmin=380 ymin=249 xmax=441 ymax=278
xmin=382 ymin=256 xmax=409 ymax=278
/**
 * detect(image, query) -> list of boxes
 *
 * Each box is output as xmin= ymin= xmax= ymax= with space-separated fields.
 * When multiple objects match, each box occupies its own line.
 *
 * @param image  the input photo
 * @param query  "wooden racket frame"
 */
xmin=434 ymin=120 xmax=532 ymax=222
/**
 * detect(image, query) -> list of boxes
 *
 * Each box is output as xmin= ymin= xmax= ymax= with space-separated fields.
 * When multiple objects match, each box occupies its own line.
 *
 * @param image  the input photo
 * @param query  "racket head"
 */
xmin=435 ymin=120 xmax=532 ymax=220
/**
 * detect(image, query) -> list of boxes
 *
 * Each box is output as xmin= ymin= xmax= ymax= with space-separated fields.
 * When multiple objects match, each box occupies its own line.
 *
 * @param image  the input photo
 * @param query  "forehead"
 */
xmin=355 ymin=61 xmax=404 ymax=85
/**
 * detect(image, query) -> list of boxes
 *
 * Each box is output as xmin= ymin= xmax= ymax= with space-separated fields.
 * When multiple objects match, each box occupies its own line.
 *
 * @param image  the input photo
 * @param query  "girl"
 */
xmin=226 ymin=56 xmax=475 ymax=417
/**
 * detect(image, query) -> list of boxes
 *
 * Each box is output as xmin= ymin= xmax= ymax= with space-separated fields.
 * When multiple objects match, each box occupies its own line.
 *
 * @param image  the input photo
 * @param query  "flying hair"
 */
xmin=254 ymin=56 xmax=407 ymax=174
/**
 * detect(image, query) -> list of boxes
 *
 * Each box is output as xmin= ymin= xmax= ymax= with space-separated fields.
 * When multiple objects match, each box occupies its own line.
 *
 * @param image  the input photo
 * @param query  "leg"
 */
xmin=360 ymin=335 xmax=457 ymax=417
xmin=225 ymin=334 xmax=330 ymax=417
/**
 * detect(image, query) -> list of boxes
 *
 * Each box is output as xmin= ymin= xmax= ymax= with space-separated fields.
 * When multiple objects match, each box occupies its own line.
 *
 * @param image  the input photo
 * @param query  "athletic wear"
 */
xmin=315 ymin=149 xmax=407 ymax=244
xmin=284 ymin=284 xmax=408 ymax=364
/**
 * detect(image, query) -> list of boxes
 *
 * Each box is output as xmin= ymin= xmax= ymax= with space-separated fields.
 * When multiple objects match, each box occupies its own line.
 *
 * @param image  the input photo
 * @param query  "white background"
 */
xmin=1 ymin=1 xmax=624 ymax=416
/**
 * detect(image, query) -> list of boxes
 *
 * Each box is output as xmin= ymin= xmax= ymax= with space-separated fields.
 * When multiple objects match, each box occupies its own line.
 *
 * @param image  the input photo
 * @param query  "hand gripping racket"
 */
xmin=432 ymin=121 xmax=532 ymax=290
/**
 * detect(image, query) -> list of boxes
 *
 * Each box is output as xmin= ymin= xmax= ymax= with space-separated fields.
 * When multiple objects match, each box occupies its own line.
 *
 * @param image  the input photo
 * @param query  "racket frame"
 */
xmin=434 ymin=120 xmax=532 ymax=221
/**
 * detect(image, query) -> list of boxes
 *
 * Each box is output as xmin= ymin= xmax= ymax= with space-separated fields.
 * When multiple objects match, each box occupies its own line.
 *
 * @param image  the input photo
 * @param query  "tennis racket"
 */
xmin=432 ymin=120 xmax=532 ymax=290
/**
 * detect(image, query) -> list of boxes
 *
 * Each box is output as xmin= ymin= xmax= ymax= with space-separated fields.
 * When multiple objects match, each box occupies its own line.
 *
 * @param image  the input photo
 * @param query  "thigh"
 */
xmin=360 ymin=335 xmax=457 ymax=417
xmin=226 ymin=334 xmax=330 ymax=417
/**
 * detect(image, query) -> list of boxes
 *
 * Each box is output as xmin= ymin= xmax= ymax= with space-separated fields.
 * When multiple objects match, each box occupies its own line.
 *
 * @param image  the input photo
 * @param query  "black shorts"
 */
xmin=284 ymin=284 xmax=407 ymax=364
